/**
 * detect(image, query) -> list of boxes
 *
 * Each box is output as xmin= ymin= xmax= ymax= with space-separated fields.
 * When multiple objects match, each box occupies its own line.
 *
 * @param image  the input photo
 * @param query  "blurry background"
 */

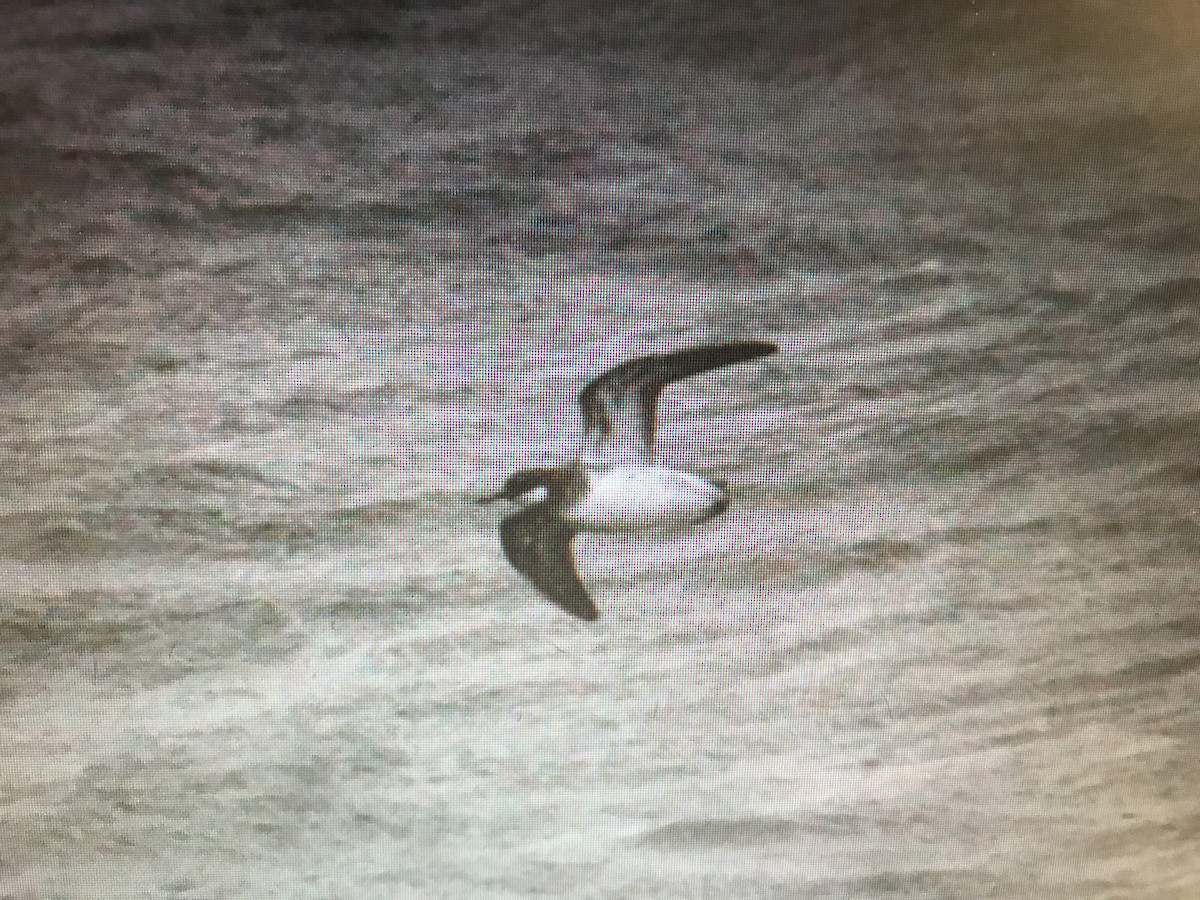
xmin=1 ymin=1 xmax=1198 ymax=897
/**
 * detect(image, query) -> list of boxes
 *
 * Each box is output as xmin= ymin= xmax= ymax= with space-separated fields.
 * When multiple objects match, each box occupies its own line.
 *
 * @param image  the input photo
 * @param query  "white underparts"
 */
xmin=562 ymin=465 xmax=727 ymax=532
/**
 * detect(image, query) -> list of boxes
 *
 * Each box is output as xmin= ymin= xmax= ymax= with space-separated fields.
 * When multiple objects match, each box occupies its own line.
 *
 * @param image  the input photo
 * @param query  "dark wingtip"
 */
xmin=683 ymin=340 xmax=777 ymax=365
xmin=550 ymin=589 xmax=600 ymax=622
xmin=737 ymin=339 xmax=778 ymax=358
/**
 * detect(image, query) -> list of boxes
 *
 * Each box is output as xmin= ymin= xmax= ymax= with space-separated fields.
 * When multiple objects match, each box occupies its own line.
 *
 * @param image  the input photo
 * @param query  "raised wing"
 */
xmin=500 ymin=504 xmax=598 ymax=621
xmin=577 ymin=341 xmax=777 ymax=464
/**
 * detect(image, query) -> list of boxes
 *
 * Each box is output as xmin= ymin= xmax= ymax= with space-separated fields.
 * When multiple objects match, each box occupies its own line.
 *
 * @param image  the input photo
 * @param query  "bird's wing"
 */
xmin=500 ymin=504 xmax=598 ymax=621
xmin=577 ymin=341 xmax=777 ymax=464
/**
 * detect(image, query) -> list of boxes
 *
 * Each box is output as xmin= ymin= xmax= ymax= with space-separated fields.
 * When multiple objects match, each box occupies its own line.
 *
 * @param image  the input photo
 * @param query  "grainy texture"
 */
xmin=1 ymin=2 xmax=1199 ymax=898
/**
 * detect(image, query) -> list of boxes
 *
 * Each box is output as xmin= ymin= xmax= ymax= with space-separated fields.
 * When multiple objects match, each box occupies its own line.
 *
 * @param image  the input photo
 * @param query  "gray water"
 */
xmin=2 ymin=4 xmax=1199 ymax=898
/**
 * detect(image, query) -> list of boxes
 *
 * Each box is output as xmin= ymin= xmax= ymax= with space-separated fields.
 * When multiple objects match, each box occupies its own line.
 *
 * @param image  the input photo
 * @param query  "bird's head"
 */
xmin=476 ymin=467 xmax=570 ymax=505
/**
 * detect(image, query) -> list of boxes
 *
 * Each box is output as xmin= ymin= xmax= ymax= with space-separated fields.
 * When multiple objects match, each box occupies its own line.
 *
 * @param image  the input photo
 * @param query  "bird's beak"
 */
xmin=474 ymin=485 xmax=546 ymax=506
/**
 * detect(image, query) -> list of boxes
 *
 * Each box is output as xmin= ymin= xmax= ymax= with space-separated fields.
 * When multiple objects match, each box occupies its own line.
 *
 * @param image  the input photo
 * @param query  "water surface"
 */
xmin=1 ymin=3 xmax=1199 ymax=898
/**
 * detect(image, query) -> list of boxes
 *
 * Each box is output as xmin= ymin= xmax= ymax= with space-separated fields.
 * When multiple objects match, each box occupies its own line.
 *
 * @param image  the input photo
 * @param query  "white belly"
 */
xmin=564 ymin=466 xmax=727 ymax=532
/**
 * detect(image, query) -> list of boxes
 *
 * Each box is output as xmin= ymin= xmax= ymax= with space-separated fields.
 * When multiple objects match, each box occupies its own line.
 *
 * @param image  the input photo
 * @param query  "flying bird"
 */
xmin=479 ymin=341 xmax=777 ymax=620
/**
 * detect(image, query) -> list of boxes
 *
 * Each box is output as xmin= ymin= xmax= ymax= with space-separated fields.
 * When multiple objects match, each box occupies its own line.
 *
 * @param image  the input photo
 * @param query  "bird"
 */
xmin=478 ymin=341 xmax=777 ymax=621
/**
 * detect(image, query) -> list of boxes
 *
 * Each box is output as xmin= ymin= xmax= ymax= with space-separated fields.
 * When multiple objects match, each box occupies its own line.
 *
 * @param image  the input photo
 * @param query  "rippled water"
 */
xmin=2 ymin=4 xmax=1199 ymax=898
